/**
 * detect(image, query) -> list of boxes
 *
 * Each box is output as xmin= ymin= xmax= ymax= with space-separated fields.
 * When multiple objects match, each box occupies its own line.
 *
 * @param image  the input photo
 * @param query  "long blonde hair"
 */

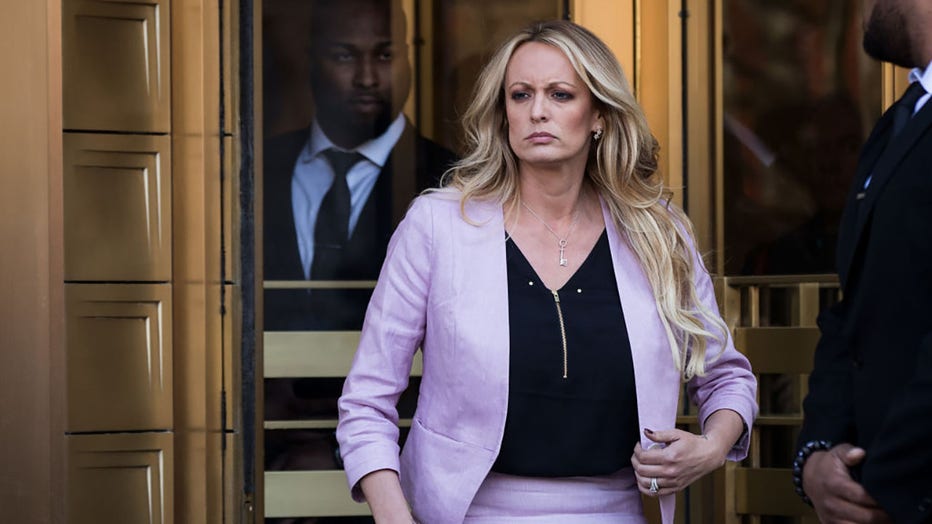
xmin=442 ymin=20 xmax=726 ymax=380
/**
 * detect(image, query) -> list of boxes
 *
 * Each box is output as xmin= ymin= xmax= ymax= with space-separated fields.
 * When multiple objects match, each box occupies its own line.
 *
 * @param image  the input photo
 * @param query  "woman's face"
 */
xmin=504 ymin=42 xmax=601 ymax=173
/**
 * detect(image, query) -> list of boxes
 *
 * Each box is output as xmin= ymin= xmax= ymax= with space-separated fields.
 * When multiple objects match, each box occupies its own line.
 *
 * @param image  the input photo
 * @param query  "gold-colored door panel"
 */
xmin=264 ymin=331 xmax=424 ymax=378
xmin=63 ymin=0 xmax=170 ymax=132
xmin=64 ymin=133 xmax=171 ymax=281
xmin=66 ymin=284 xmax=172 ymax=432
xmin=732 ymin=466 xmax=812 ymax=517
xmin=733 ymin=326 xmax=820 ymax=375
xmin=710 ymin=276 xmax=834 ymax=523
xmin=68 ymin=432 xmax=173 ymax=524
xmin=265 ymin=470 xmax=368 ymax=518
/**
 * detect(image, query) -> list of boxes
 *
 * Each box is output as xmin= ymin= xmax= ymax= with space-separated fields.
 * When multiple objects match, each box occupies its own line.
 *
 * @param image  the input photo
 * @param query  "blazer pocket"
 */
xmin=411 ymin=415 xmax=465 ymax=445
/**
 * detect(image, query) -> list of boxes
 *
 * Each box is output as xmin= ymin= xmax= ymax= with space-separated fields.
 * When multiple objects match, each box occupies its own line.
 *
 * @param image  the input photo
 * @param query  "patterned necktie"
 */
xmin=311 ymin=149 xmax=362 ymax=280
xmin=892 ymin=81 xmax=927 ymax=138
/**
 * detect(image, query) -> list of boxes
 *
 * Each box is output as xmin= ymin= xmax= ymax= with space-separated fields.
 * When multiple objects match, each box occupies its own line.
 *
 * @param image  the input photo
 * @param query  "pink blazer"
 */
xmin=337 ymin=191 xmax=757 ymax=523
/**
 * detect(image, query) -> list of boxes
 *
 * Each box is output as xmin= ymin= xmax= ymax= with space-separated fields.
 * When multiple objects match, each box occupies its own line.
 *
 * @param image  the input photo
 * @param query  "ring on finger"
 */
xmin=649 ymin=477 xmax=659 ymax=495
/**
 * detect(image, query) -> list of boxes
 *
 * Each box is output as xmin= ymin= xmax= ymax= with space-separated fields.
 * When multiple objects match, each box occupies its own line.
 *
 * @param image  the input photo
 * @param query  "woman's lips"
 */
xmin=526 ymin=132 xmax=555 ymax=143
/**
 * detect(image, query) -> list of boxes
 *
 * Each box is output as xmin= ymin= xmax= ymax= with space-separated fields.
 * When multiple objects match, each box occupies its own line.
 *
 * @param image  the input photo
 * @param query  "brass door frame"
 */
xmin=170 ymin=0 xmax=240 ymax=521
xmin=0 ymin=1 xmax=66 ymax=522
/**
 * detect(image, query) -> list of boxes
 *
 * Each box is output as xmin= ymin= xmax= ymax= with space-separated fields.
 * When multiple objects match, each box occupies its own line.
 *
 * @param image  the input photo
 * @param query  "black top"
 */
xmin=492 ymin=230 xmax=640 ymax=477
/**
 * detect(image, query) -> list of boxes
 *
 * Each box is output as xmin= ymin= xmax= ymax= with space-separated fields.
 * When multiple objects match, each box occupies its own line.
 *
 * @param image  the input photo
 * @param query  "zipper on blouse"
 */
xmin=551 ymin=289 xmax=568 ymax=379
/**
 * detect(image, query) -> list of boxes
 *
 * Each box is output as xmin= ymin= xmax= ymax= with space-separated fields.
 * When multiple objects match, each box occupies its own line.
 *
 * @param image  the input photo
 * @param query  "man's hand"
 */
xmin=803 ymin=443 xmax=892 ymax=523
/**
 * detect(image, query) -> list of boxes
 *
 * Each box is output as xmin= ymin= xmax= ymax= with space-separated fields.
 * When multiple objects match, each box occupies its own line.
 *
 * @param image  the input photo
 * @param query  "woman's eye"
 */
xmin=510 ymin=91 xmax=530 ymax=101
xmin=551 ymin=91 xmax=573 ymax=100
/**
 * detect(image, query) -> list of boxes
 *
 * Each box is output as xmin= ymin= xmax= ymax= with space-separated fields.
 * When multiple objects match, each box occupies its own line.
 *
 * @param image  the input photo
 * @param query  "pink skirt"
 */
xmin=463 ymin=468 xmax=648 ymax=523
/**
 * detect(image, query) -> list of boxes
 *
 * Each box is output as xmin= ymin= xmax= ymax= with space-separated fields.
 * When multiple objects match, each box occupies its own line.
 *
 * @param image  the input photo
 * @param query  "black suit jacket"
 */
xmin=263 ymin=122 xmax=456 ymax=330
xmin=798 ymin=91 xmax=932 ymax=523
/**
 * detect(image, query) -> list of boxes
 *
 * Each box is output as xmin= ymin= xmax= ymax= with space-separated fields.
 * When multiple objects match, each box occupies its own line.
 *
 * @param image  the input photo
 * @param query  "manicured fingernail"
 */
xmin=644 ymin=428 xmax=655 ymax=435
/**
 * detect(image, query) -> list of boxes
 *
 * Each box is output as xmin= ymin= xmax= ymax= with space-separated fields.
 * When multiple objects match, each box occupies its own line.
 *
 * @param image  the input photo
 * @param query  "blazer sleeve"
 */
xmin=685 ymin=248 xmax=759 ymax=462
xmin=796 ymin=300 xmax=856 ymax=447
xmin=336 ymin=196 xmax=434 ymax=501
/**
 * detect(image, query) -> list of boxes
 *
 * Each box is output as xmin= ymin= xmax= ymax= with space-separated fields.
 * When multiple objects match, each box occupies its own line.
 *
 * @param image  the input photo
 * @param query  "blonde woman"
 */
xmin=337 ymin=20 xmax=757 ymax=524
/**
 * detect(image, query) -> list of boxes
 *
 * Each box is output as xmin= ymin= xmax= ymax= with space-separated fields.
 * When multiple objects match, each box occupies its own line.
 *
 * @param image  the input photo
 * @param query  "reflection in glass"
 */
xmin=262 ymin=0 xmax=454 ymax=499
xmin=263 ymin=0 xmax=456 ymax=332
xmin=266 ymin=427 xmax=412 ymax=471
xmin=264 ymin=377 xmax=420 ymax=422
xmin=722 ymin=0 xmax=881 ymax=275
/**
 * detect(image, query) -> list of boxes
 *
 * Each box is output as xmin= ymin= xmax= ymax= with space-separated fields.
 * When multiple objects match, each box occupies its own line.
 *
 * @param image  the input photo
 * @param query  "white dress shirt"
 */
xmin=909 ymin=60 xmax=932 ymax=114
xmin=291 ymin=114 xmax=406 ymax=279
xmin=864 ymin=60 xmax=932 ymax=189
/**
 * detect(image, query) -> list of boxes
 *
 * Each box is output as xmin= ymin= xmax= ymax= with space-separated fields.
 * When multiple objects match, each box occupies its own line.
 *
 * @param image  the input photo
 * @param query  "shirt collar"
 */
xmin=301 ymin=113 xmax=406 ymax=168
xmin=908 ymin=59 xmax=932 ymax=93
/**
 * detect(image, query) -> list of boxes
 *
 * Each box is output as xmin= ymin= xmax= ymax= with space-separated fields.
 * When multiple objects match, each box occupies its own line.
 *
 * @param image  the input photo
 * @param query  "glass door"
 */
xmin=719 ymin=0 xmax=882 ymax=276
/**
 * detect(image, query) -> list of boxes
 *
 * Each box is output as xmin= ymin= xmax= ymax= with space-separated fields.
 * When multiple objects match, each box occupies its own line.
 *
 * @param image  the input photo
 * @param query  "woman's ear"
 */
xmin=592 ymin=115 xmax=605 ymax=139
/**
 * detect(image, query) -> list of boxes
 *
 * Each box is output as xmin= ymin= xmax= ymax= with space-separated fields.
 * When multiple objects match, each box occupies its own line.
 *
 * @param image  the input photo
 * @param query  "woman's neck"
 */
xmin=517 ymin=165 xmax=590 ymax=219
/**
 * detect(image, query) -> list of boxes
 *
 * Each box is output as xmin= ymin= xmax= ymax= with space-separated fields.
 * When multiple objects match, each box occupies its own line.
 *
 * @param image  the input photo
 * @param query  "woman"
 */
xmin=337 ymin=20 xmax=757 ymax=524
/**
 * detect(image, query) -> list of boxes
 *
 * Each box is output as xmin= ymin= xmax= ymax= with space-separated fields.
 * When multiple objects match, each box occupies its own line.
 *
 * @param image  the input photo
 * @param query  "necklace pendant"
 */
xmin=559 ymin=256 xmax=568 ymax=267
xmin=559 ymin=243 xmax=567 ymax=266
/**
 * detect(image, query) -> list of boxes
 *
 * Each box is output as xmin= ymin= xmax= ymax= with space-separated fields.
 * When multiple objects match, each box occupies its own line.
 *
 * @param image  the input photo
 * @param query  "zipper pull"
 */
xmin=551 ymin=289 xmax=560 ymax=302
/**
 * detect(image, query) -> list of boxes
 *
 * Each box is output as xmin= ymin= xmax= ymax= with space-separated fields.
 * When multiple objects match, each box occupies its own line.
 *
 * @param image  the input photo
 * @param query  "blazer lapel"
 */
xmin=852 ymin=103 xmax=932 ymax=257
xmin=601 ymin=200 xmax=680 ymax=524
xmin=446 ymin=197 xmax=511 ymax=440
xmin=834 ymin=113 xmax=890 ymax=279
xmin=852 ymin=110 xmax=893 ymax=192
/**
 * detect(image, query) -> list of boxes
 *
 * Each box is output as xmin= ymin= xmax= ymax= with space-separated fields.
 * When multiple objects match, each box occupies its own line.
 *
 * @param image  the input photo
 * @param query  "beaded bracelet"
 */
xmin=792 ymin=440 xmax=833 ymax=506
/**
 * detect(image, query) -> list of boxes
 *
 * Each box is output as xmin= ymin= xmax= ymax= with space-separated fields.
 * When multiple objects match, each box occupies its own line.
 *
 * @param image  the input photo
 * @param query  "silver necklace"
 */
xmin=521 ymin=202 xmax=580 ymax=267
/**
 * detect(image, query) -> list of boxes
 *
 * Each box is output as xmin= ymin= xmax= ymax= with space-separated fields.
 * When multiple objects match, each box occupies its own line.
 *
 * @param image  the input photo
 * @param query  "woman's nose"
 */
xmin=530 ymin=95 xmax=548 ymax=122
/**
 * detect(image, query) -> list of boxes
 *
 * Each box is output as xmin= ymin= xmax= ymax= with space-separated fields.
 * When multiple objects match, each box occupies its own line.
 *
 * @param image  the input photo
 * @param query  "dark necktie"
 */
xmin=311 ymin=149 xmax=362 ymax=279
xmin=892 ymin=81 xmax=927 ymax=138
xmin=856 ymin=82 xmax=928 ymax=202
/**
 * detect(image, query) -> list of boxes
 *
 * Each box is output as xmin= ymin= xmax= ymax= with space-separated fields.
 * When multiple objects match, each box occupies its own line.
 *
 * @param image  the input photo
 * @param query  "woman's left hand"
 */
xmin=631 ymin=427 xmax=729 ymax=497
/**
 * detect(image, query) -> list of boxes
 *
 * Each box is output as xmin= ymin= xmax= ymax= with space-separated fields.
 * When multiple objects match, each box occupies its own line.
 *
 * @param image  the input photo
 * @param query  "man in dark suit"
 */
xmin=263 ymin=0 xmax=455 ymax=331
xmin=263 ymin=0 xmax=454 ymax=481
xmin=794 ymin=0 xmax=932 ymax=522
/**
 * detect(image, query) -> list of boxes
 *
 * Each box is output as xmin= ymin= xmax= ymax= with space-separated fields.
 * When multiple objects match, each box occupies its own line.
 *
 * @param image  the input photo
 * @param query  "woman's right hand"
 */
xmin=632 ymin=428 xmax=725 ymax=497
xmin=632 ymin=410 xmax=745 ymax=497
xmin=358 ymin=469 xmax=416 ymax=524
